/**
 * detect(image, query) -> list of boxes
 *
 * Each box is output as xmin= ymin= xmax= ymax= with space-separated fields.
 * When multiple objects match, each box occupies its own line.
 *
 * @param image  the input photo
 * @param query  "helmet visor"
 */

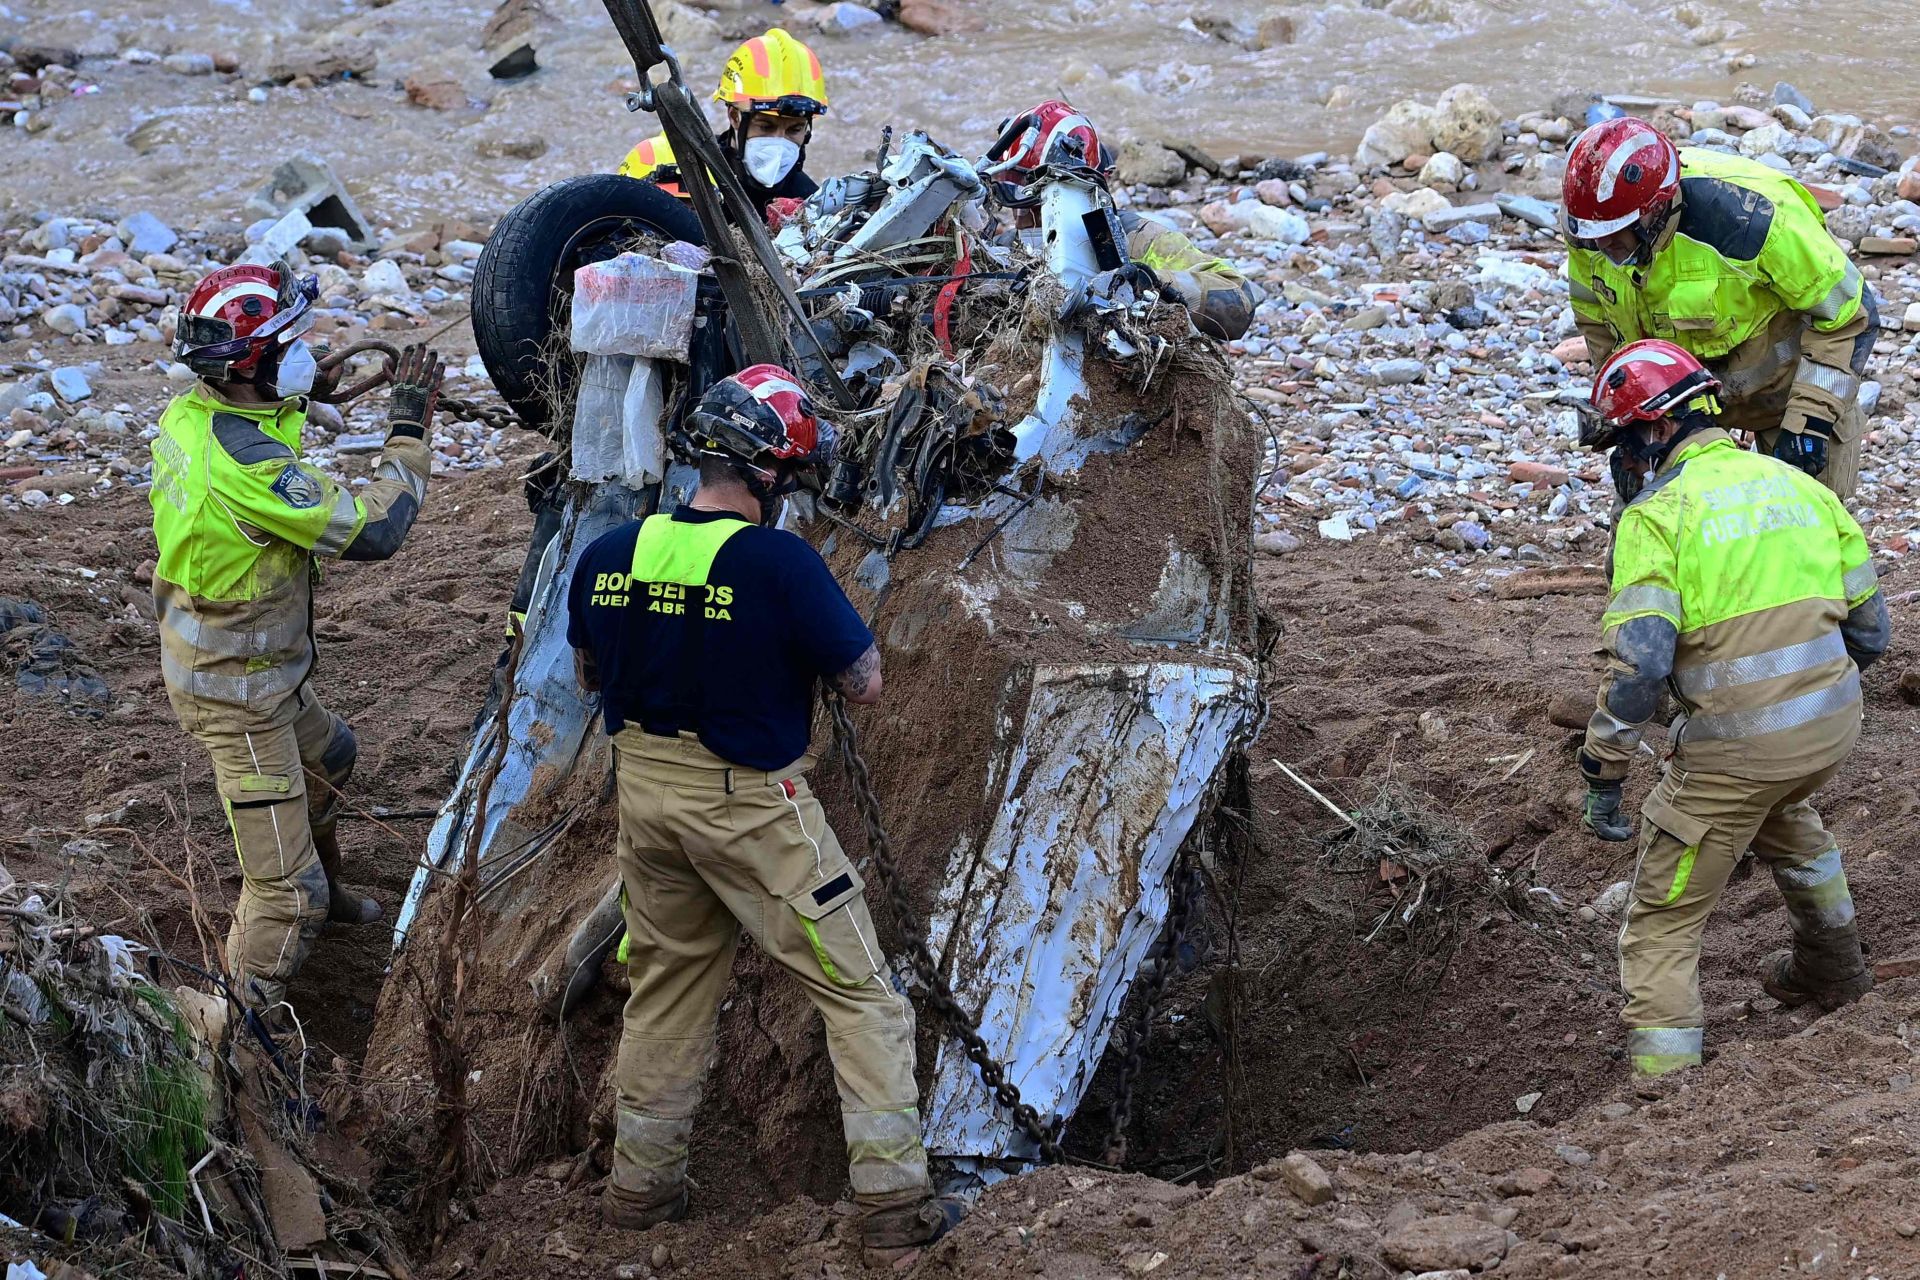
xmin=743 ymin=94 xmax=825 ymax=118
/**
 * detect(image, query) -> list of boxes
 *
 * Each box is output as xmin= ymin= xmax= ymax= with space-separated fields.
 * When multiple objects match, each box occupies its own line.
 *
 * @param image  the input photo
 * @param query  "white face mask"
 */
xmin=743 ymin=136 xmax=801 ymax=187
xmin=270 ymin=339 xmax=317 ymax=399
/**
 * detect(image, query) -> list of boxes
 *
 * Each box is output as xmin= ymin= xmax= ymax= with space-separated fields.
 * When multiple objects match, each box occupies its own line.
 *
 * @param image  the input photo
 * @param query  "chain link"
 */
xmin=826 ymin=694 xmax=1065 ymax=1163
xmin=1102 ymin=844 xmax=1202 ymax=1166
xmin=436 ymin=392 xmax=527 ymax=435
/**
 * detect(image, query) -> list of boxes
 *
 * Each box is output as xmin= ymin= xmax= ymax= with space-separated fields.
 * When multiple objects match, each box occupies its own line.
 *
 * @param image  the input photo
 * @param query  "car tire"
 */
xmin=471 ymin=174 xmax=704 ymax=430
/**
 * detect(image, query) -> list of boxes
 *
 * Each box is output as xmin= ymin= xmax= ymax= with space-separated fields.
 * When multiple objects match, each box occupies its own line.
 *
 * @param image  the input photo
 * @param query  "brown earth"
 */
xmin=8 ymin=396 xmax=1918 ymax=1277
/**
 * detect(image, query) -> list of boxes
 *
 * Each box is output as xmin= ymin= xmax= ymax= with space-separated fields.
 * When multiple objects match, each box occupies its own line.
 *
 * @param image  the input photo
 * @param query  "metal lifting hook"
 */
xmin=313 ymin=340 xmax=401 ymax=404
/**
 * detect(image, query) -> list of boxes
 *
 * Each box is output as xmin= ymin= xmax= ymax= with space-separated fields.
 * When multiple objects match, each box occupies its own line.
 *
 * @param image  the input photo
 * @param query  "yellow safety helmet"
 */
xmin=617 ymin=133 xmax=677 ymax=179
xmin=713 ymin=27 xmax=828 ymax=117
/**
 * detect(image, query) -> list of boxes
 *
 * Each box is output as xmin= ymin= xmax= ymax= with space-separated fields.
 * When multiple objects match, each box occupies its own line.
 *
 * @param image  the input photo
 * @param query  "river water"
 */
xmin=0 ymin=0 xmax=1912 ymax=230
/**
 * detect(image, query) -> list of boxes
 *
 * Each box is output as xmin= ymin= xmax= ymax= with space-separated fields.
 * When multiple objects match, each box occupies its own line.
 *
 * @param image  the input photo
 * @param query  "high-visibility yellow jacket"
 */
xmin=1582 ymin=429 xmax=1886 ymax=783
xmin=148 ymin=385 xmax=430 ymax=731
xmin=1567 ymin=149 xmax=1868 ymax=437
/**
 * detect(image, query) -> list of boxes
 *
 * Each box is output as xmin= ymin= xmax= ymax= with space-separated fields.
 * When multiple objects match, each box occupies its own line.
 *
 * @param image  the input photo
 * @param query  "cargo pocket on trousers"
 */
xmin=1638 ymin=791 xmax=1713 ymax=907
xmin=786 ymin=866 xmax=881 ymax=989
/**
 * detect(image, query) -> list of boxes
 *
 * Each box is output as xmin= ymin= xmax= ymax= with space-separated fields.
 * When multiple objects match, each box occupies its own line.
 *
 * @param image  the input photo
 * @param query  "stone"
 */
xmin=1902 ymin=302 xmax=1920 ymax=332
xmin=1824 ymin=206 xmax=1869 ymax=245
xmin=475 ymin=134 xmax=549 ymax=160
xmin=1495 ymin=192 xmax=1560 ymax=229
xmin=1254 ymin=530 xmax=1302 ymax=556
xmin=1418 ymin=151 xmax=1466 ymax=188
xmin=1554 ymin=1143 xmax=1593 ymax=1166
xmin=1496 ymin=1167 xmax=1555 ymax=1197
xmin=1804 ymin=184 xmax=1844 ymax=211
xmin=1367 ymin=359 xmax=1426 ymax=386
xmin=1515 ymin=1091 xmax=1542 ymax=1113
xmin=50 ymin=368 xmax=91 ymax=402
xmin=897 ymin=0 xmax=982 ymax=35
xmin=12 ymin=44 xmax=81 ymax=73
xmin=1113 ymin=140 xmax=1187 ymax=188
xmin=824 ymin=2 xmax=884 ymax=30
xmin=362 ymin=259 xmax=413 ymax=298
xmin=1424 ymin=202 xmax=1501 ymax=231
xmin=120 ymin=212 xmax=178 ymax=256
xmin=1722 ymin=104 xmax=1772 ymax=131
xmin=162 ymin=52 xmax=215 ymax=75
xmin=1253 ymin=179 xmax=1292 ymax=207
xmin=487 ymin=41 xmax=537 ymax=79
xmin=1430 ymin=84 xmax=1503 ymax=161
xmin=404 ymin=73 xmax=466 ymax=110
xmin=1317 ymin=514 xmax=1354 ymax=542
xmin=1254 ymin=14 xmax=1295 ymax=48
xmin=1551 ymin=336 xmax=1590 ymax=364
xmin=1737 ymin=122 xmax=1792 ymax=158
xmin=1509 ymin=461 xmax=1569 ymax=486
xmin=1899 ymin=171 xmax=1920 ymax=202
xmin=1380 ymin=188 xmax=1451 ymax=219
xmin=1592 ymin=880 xmax=1632 ymax=914
xmin=1276 ymin=1152 xmax=1336 ymax=1205
xmin=42 ymin=304 xmax=87 ymax=336
xmin=1381 ymin=1216 xmax=1512 ymax=1273
xmin=1859 ymin=236 xmax=1917 ymax=255
xmin=1446 ymin=221 xmax=1491 ymax=245
xmin=266 ymin=35 xmax=377 ymax=83
xmin=1772 ymin=81 xmax=1815 ymax=115
xmin=1234 ymin=203 xmax=1311 ymax=245
xmin=1513 ymin=151 xmax=1568 ymax=199
xmin=1356 ymin=99 xmax=1438 ymax=169
xmin=246 ymin=153 xmax=376 ymax=250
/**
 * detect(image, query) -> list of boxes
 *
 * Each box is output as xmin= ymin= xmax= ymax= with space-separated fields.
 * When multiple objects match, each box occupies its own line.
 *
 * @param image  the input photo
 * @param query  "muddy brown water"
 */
xmin=2 ymin=0 xmax=1914 ymax=234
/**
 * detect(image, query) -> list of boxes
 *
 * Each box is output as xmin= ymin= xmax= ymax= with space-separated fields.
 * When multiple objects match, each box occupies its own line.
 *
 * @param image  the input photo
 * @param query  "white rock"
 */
xmin=1902 ymin=301 xmax=1920 ymax=332
xmin=1317 ymin=514 xmax=1354 ymax=542
xmin=1737 ymin=122 xmax=1792 ymax=158
xmin=1424 ymin=202 xmax=1501 ymax=231
xmin=1418 ymin=151 xmax=1466 ymax=188
xmin=43 ymin=304 xmax=87 ymax=336
xmin=1380 ymin=188 xmax=1451 ymax=219
xmin=1356 ymin=99 xmax=1437 ymax=168
xmin=51 ymin=367 xmax=92 ymax=402
xmin=1430 ymin=84 xmax=1503 ymax=161
xmin=361 ymin=259 xmax=413 ymax=298
xmin=1236 ymin=204 xmax=1311 ymax=245
xmin=162 ymin=52 xmax=215 ymax=76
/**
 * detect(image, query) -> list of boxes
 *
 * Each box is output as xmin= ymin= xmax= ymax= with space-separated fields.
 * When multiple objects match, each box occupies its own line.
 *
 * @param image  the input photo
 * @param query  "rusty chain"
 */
xmin=1102 ymin=843 xmax=1202 ymax=1167
xmin=825 ymin=693 xmax=1066 ymax=1164
xmin=314 ymin=340 xmax=529 ymax=435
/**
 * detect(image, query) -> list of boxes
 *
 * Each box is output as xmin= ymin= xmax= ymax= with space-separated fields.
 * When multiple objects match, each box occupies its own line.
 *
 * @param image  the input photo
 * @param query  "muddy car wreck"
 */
xmin=374 ymin=0 xmax=1263 ymax=1203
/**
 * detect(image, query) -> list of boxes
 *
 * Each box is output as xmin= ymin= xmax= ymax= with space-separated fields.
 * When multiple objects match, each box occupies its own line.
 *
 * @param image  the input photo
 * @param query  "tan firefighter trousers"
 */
xmin=193 ymin=685 xmax=357 ymax=1014
xmin=608 ymin=728 xmax=931 ymax=1212
xmin=1619 ymin=760 xmax=1863 ymax=1074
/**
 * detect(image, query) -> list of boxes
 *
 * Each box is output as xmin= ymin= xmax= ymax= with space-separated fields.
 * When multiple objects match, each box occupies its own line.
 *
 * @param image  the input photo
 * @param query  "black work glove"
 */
xmin=1582 ymin=782 xmax=1631 ymax=841
xmin=1771 ymin=418 xmax=1831 ymax=477
xmin=387 ymin=343 xmax=445 ymax=441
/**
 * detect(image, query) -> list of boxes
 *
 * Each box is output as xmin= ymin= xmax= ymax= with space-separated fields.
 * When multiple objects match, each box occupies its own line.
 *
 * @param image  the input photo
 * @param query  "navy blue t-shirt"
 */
xmin=565 ymin=506 xmax=873 ymax=772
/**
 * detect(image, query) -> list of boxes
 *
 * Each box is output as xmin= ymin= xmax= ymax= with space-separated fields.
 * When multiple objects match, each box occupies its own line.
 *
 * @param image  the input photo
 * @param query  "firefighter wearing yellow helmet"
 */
xmin=616 ymin=28 xmax=827 ymax=215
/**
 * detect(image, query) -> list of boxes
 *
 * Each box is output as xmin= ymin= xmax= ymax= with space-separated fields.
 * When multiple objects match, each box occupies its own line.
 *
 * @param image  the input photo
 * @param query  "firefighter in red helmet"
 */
xmin=1563 ymin=117 xmax=1878 ymax=499
xmin=1576 ymin=338 xmax=1888 ymax=1077
xmin=150 ymin=260 xmax=445 ymax=1021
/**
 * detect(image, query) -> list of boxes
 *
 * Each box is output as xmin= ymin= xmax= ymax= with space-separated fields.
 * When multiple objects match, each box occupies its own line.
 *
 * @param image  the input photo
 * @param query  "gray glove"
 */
xmin=387 ymin=343 xmax=444 ymax=440
xmin=1582 ymin=781 xmax=1632 ymax=842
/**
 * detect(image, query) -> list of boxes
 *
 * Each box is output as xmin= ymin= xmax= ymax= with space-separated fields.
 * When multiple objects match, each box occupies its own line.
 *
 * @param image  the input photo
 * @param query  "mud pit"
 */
xmin=9 ymin=413 xmax=1916 ymax=1277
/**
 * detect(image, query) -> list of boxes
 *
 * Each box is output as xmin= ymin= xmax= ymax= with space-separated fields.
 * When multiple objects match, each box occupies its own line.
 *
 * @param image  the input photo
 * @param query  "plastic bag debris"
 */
xmin=571 ymin=252 xmax=699 ymax=360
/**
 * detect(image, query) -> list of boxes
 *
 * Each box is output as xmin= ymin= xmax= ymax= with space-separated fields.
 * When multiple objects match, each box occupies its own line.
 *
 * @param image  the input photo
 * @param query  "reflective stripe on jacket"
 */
xmin=148 ymin=384 xmax=430 ymax=727
xmin=1586 ymin=429 xmax=1876 ymax=781
xmin=1568 ymin=149 xmax=1867 ymax=435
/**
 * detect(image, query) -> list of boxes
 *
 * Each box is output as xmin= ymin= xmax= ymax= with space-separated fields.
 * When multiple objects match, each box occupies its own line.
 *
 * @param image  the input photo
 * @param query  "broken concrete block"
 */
xmin=244 ymin=153 xmax=375 ymax=251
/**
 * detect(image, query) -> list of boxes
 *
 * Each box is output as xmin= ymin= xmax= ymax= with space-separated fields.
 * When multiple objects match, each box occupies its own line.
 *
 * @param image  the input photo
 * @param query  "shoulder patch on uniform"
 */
xmin=1677 ymin=176 xmax=1773 ymax=261
xmin=211 ymin=412 xmax=296 ymax=467
xmin=270 ymin=465 xmax=324 ymax=510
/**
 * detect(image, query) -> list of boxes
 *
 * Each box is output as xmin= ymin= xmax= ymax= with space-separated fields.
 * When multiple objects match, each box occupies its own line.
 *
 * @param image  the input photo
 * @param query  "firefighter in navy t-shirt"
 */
xmin=566 ymin=366 xmax=961 ymax=1255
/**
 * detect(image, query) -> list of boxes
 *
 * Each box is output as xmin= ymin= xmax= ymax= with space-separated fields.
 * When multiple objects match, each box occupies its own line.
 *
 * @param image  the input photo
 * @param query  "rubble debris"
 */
xmin=244 ymin=154 xmax=376 ymax=251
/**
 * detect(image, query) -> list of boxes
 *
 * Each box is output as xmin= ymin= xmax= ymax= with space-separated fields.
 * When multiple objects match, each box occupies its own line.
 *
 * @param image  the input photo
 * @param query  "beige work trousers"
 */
xmin=1619 ymin=760 xmax=1862 ymax=1074
xmin=608 ymin=728 xmax=930 ymax=1212
xmin=191 ymin=685 xmax=354 ymax=1013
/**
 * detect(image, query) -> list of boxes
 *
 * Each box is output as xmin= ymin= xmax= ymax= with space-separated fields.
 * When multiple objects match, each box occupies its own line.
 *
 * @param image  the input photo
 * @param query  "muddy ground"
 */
xmin=6 ymin=350 xmax=1918 ymax=1275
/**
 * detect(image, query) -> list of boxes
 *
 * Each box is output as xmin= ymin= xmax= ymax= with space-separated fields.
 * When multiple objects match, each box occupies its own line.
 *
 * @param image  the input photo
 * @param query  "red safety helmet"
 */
xmin=1563 ymin=118 xmax=1681 ymax=261
xmin=1005 ymin=100 xmax=1101 ymax=176
xmin=1585 ymin=339 xmax=1720 ymax=451
xmin=685 ymin=363 xmax=833 ymax=469
xmin=174 ymin=261 xmax=318 ymax=380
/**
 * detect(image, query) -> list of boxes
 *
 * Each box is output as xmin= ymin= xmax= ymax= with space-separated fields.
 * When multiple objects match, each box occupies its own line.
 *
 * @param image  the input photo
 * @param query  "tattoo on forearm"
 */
xmin=831 ymin=644 xmax=879 ymax=697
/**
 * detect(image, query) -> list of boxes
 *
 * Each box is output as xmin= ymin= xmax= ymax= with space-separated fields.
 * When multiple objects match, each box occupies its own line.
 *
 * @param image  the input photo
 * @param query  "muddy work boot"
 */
xmin=603 ymin=1184 xmax=689 ymax=1231
xmin=858 ymin=1194 xmax=966 ymax=1261
xmin=314 ymin=827 xmax=382 ymax=925
xmin=1761 ymin=947 xmax=1873 ymax=1011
